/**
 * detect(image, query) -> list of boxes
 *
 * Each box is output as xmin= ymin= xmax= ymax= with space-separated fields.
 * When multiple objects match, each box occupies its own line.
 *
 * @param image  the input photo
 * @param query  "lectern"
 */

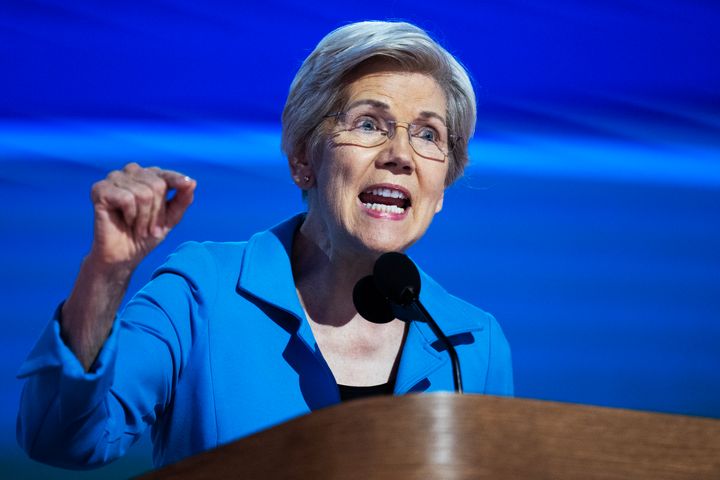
xmin=143 ymin=394 xmax=720 ymax=479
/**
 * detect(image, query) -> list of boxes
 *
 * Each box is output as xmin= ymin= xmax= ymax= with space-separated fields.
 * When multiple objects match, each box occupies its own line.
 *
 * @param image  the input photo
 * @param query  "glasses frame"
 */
xmin=324 ymin=111 xmax=459 ymax=162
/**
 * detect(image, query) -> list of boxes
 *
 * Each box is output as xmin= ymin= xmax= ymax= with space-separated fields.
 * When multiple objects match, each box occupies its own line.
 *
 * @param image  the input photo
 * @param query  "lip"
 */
xmin=357 ymin=183 xmax=412 ymax=221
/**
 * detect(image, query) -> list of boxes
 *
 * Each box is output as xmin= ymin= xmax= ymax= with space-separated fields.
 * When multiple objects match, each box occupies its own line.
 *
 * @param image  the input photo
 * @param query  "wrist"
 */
xmin=83 ymin=250 xmax=137 ymax=282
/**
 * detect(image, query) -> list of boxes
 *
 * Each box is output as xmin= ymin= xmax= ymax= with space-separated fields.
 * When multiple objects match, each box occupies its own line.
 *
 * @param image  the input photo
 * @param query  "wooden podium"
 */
xmin=144 ymin=394 xmax=720 ymax=479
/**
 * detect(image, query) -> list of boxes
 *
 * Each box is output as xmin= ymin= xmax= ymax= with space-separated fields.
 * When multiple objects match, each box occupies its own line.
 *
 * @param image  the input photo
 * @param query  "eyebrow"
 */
xmin=345 ymin=99 xmax=447 ymax=125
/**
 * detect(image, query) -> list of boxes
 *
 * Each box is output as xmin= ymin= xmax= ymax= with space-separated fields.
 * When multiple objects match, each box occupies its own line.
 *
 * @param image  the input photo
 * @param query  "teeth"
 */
xmin=364 ymin=202 xmax=405 ymax=214
xmin=368 ymin=187 xmax=407 ymax=199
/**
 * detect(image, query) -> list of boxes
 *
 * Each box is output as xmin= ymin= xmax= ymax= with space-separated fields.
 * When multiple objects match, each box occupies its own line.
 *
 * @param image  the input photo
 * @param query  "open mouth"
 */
xmin=358 ymin=185 xmax=412 ymax=216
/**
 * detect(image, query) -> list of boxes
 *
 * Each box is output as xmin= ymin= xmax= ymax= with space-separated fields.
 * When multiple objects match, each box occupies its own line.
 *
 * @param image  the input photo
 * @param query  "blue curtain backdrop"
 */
xmin=2 ymin=1 xmax=719 ymax=478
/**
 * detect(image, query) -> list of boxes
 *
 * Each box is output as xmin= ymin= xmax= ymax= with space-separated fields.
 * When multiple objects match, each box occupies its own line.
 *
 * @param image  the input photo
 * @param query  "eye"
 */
xmin=414 ymin=126 xmax=439 ymax=143
xmin=353 ymin=116 xmax=380 ymax=132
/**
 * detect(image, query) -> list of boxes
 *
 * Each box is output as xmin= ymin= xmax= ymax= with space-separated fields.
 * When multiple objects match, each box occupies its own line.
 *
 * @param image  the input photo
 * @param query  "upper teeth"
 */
xmin=369 ymin=187 xmax=406 ymax=199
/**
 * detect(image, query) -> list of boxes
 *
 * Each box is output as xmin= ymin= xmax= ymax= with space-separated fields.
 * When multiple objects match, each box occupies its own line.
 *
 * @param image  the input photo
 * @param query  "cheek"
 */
xmin=316 ymin=151 xmax=358 ymax=210
xmin=423 ymin=166 xmax=449 ymax=202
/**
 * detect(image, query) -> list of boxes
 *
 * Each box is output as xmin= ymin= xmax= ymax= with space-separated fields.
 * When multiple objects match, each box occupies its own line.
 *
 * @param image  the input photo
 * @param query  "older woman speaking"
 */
xmin=17 ymin=21 xmax=513 ymax=469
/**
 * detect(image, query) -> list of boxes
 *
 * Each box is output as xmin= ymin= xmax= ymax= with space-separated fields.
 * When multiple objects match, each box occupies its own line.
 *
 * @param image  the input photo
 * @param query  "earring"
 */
xmin=303 ymin=176 xmax=310 ymax=183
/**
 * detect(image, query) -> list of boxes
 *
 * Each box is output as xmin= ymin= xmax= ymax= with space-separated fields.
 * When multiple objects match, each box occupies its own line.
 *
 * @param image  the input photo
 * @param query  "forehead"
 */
xmin=342 ymin=67 xmax=447 ymax=121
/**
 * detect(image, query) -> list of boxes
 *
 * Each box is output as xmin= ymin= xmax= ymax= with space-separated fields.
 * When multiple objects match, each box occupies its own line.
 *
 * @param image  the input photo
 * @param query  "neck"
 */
xmin=292 ymin=215 xmax=378 ymax=327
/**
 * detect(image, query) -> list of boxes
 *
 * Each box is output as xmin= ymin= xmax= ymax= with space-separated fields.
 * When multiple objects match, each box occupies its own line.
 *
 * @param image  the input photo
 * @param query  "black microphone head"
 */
xmin=373 ymin=252 xmax=421 ymax=306
xmin=352 ymin=275 xmax=395 ymax=324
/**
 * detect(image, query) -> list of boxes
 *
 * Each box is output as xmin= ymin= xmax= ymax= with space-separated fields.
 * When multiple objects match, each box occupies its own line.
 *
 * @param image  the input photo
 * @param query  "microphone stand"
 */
xmin=360 ymin=252 xmax=465 ymax=394
xmin=404 ymin=299 xmax=463 ymax=394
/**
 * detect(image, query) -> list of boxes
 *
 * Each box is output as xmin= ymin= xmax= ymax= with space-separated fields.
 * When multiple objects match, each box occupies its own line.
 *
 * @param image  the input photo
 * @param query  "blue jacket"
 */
xmin=17 ymin=214 xmax=513 ymax=469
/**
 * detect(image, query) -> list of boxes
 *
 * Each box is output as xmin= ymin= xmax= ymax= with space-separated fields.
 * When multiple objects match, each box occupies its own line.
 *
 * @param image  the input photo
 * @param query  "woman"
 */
xmin=17 ymin=21 xmax=513 ymax=469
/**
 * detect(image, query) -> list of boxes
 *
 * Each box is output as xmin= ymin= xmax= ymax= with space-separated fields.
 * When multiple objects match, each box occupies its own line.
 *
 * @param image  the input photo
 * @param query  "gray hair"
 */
xmin=281 ymin=21 xmax=476 ymax=186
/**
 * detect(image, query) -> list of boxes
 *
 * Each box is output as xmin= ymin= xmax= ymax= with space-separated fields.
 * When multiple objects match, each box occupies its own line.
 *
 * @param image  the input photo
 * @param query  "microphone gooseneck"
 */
xmin=354 ymin=252 xmax=463 ymax=394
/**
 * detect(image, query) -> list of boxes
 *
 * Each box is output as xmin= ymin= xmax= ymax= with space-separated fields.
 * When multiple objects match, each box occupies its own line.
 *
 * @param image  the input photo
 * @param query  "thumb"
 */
xmin=164 ymin=176 xmax=197 ymax=229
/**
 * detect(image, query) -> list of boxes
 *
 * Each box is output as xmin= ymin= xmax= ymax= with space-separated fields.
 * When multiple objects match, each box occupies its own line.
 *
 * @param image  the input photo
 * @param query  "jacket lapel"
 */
xmin=236 ymin=214 xmax=317 ymax=348
xmin=235 ymin=214 xmax=342 ymax=408
xmin=394 ymin=268 xmax=485 ymax=393
xmin=236 ymin=214 xmax=484 ymax=395
xmin=394 ymin=321 xmax=446 ymax=393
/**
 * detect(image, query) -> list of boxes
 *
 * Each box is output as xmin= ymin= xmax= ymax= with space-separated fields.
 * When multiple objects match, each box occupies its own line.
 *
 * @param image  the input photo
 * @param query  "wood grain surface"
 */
xmin=142 ymin=394 xmax=720 ymax=479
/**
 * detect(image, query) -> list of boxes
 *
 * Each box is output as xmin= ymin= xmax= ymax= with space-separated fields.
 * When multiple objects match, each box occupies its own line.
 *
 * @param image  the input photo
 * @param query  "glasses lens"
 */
xmin=331 ymin=108 xmax=449 ymax=161
xmin=407 ymin=123 xmax=448 ymax=161
xmin=409 ymin=136 xmax=447 ymax=161
xmin=333 ymin=111 xmax=387 ymax=148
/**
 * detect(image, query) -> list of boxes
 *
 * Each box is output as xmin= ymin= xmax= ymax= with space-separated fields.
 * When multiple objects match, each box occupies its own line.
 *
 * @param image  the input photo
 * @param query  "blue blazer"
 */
xmin=17 ymin=214 xmax=513 ymax=468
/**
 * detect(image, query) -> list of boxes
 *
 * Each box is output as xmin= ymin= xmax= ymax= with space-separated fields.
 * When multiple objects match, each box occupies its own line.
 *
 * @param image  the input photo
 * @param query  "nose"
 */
xmin=377 ymin=123 xmax=415 ymax=174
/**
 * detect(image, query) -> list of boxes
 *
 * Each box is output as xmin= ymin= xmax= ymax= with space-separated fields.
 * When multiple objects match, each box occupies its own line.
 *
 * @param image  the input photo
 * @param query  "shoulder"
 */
xmin=437 ymin=285 xmax=510 ymax=356
xmin=419 ymin=272 xmax=499 ymax=333
xmin=175 ymin=240 xmax=249 ymax=263
xmin=420 ymin=273 xmax=514 ymax=395
xmin=152 ymin=241 xmax=248 ymax=286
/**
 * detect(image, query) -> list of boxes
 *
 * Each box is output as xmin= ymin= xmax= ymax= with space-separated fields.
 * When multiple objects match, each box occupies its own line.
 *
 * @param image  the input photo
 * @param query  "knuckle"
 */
xmin=118 ymin=191 xmax=135 ymax=209
xmin=123 ymin=162 xmax=141 ymax=173
xmin=118 ymin=188 xmax=134 ymax=201
xmin=91 ymin=180 xmax=112 ymax=201
xmin=91 ymin=180 xmax=105 ymax=194
xmin=148 ymin=177 xmax=166 ymax=195
xmin=135 ymin=187 xmax=154 ymax=204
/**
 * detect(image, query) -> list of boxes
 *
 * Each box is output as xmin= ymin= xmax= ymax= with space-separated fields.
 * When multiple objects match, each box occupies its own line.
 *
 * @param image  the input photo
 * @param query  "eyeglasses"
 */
xmin=325 ymin=108 xmax=456 ymax=162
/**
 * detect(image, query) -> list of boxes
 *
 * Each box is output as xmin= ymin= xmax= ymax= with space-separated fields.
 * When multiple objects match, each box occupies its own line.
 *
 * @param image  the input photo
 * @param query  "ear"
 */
xmin=289 ymin=151 xmax=315 ymax=190
xmin=434 ymin=191 xmax=444 ymax=213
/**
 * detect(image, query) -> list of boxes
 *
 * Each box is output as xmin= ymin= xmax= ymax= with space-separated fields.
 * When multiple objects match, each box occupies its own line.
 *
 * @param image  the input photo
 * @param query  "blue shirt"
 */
xmin=17 ymin=214 xmax=513 ymax=469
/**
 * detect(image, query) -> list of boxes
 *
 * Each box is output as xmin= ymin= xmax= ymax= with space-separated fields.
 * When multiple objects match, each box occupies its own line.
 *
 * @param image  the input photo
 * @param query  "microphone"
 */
xmin=353 ymin=252 xmax=463 ymax=393
xmin=372 ymin=252 xmax=421 ymax=306
xmin=352 ymin=275 xmax=395 ymax=324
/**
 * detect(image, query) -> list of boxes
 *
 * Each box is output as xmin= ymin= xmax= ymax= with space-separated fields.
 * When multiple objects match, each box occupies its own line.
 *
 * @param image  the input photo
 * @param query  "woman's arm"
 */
xmin=61 ymin=162 xmax=196 ymax=371
xmin=16 ymin=163 xmax=198 ymax=468
xmin=17 ymin=241 xmax=216 ymax=468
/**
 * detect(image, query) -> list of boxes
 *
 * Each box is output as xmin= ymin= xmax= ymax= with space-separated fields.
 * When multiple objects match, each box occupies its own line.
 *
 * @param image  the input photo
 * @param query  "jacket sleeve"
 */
xmin=16 ymin=242 xmax=216 ymax=469
xmin=484 ymin=313 xmax=514 ymax=396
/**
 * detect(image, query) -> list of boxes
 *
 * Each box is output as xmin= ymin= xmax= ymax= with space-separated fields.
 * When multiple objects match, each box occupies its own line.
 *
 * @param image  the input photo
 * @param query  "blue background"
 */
xmin=2 ymin=1 xmax=719 ymax=477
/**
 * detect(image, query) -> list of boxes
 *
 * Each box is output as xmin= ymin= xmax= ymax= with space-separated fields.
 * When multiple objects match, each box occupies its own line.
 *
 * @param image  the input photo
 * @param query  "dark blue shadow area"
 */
xmin=2 ymin=1 xmax=719 ymax=122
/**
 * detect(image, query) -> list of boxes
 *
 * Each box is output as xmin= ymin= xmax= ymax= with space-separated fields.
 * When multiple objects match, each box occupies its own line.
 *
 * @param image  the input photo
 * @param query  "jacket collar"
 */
xmin=236 ymin=213 xmax=484 ymax=389
xmin=236 ymin=213 xmax=315 ymax=344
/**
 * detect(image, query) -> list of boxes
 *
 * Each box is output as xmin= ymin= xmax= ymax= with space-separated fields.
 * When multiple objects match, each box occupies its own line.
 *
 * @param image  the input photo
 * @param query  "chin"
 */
xmin=354 ymin=229 xmax=417 ymax=255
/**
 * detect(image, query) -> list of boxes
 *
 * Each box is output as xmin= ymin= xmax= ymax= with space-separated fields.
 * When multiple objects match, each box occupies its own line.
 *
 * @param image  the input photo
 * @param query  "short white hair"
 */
xmin=281 ymin=21 xmax=476 ymax=185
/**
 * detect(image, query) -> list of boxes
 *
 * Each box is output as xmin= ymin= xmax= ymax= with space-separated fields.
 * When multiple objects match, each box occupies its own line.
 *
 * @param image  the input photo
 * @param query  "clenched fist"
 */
xmin=89 ymin=162 xmax=196 ymax=269
xmin=61 ymin=162 xmax=196 ymax=370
